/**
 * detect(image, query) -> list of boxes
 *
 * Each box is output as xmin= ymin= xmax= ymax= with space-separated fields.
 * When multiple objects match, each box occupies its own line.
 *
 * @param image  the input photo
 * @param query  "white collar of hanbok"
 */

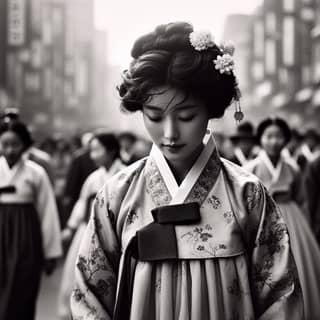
xmin=107 ymin=158 xmax=124 ymax=176
xmin=0 ymin=156 xmax=24 ymax=185
xmin=300 ymin=144 xmax=319 ymax=161
xmin=147 ymin=131 xmax=220 ymax=206
xmin=259 ymin=150 xmax=283 ymax=182
xmin=234 ymin=147 xmax=248 ymax=165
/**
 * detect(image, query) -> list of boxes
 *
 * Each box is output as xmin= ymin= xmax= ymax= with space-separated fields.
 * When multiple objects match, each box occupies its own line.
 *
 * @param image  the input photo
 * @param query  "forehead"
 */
xmin=90 ymin=138 xmax=103 ymax=148
xmin=263 ymin=124 xmax=284 ymax=134
xmin=0 ymin=130 xmax=21 ymax=142
xmin=145 ymin=85 xmax=198 ymax=111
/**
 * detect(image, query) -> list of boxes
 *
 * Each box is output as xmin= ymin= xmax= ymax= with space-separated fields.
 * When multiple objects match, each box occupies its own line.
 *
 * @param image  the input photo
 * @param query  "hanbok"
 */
xmin=245 ymin=150 xmax=320 ymax=320
xmin=0 ymin=156 xmax=62 ymax=320
xmin=58 ymin=159 xmax=125 ymax=319
xmin=71 ymin=134 xmax=303 ymax=320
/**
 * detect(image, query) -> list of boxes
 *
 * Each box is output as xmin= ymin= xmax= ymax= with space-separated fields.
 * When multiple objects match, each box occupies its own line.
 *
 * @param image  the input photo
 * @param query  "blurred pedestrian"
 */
xmin=296 ymin=128 xmax=320 ymax=173
xmin=71 ymin=22 xmax=302 ymax=319
xmin=130 ymin=138 xmax=152 ymax=163
xmin=0 ymin=118 xmax=62 ymax=320
xmin=245 ymin=116 xmax=320 ymax=319
xmin=118 ymin=131 xmax=137 ymax=165
xmin=62 ymin=132 xmax=96 ymax=228
xmin=58 ymin=132 xmax=124 ymax=320
xmin=0 ymin=108 xmax=54 ymax=183
xmin=229 ymin=120 xmax=258 ymax=166
xmin=303 ymin=154 xmax=320 ymax=244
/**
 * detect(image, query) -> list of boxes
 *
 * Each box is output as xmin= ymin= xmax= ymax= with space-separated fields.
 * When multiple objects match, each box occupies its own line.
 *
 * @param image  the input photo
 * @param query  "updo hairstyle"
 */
xmin=118 ymin=22 xmax=238 ymax=119
xmin=0 ymin=119 xmax=33 ymax=150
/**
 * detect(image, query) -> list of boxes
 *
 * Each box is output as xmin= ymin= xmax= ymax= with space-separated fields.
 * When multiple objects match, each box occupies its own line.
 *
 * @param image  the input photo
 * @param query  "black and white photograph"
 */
xmin=0 ymin=0 xmax=320 ymax=319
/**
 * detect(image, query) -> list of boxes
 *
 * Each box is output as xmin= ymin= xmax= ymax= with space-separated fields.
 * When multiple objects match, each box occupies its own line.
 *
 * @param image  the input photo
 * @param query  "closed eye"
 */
xmin=145 ymin=114 xmax=162 ymax=122
xmin=178 ymin=115 xmax=195 ymax=121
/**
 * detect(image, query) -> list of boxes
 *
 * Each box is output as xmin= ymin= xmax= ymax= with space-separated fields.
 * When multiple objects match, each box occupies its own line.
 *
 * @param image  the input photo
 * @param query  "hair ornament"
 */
xmin=189 ymin=30 xmax=215 ymax=51
xmin=233 ymin=78 xmax=243 ymax=122
xmin=220 ymin=40 xmax=235 ymax=56
xmin=213 ymin=54 xmax=234 ymax=75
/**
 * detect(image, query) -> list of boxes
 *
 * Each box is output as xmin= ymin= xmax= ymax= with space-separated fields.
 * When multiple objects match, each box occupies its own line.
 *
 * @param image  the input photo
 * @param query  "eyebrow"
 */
xmin=143 ymin=104 xmax=198 ymax=111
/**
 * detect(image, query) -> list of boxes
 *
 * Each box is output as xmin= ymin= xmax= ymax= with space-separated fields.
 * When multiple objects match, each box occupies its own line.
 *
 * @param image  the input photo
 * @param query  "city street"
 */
xmin=36 ymin=261 xmax=64 ymax=320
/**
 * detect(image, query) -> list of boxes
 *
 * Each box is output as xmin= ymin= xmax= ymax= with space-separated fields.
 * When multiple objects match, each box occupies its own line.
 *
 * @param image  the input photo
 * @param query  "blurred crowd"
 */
xmin=1 ymin=107 xmax=320 ymax=319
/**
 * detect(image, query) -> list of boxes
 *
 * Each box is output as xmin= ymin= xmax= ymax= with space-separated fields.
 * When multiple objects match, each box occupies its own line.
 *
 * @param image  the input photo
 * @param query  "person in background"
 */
xmin=0 ymin=118 xmax=62 ymax=320
xmin=244 ymin=117 xmax=320 ymax=319
xmin=303 ymin=154 xmax=320 ymax=244
xmin=130 ymin=137 xmax=152 ymax=163
xmin=0 ymin=108 xmax=54 ymax=183
xmin=282 ymin=128 xmax=303 ymax=165
xmin=118 ymin=131 xmax=137 ymax=165
xmin=58 ymin=132 xmax=125 ymax=320
xmin=62 ymin=131 xmax=96 ymax=229
xmin=296 ymin=128 xmax=320 ymax=173
xmin=229 ymin=120 xmax=258 ymax=166
xmin=71 ymin=22 xmax=302 ymax=319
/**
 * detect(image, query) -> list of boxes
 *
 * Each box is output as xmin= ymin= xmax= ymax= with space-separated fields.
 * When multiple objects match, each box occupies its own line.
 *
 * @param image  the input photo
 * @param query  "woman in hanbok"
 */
xmin=71 ymin=22 xmax=303 ymax=320
xmin=58 ymin=132 xmax=125 ymax=319
xmin=0 ymin=118 xmax=62 ymax=320
xmin=244 ymin=117 xmax=320 ymax=319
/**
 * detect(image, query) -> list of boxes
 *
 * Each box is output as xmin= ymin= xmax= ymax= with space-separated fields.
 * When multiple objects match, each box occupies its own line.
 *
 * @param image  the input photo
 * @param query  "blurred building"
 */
xmin=247 ymin=0 xmax=318 ymax=127
xmin=217 ymin=14 xmax=252 ymax=133
xmin=0 ymin=0 xmax=108 ymax=137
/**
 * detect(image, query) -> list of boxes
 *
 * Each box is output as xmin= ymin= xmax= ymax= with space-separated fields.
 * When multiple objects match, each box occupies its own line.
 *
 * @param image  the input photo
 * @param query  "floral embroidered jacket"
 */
xmin=71 ymin=136 xmax=303 ymax=320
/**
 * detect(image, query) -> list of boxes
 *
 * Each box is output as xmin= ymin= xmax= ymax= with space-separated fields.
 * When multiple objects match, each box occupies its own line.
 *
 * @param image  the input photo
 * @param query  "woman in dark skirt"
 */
xmin=0 ymin=118 xmax=62 ymax=320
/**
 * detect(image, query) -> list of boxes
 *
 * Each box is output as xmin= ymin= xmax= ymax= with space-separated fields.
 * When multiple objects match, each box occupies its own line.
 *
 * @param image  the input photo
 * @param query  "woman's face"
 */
xmin=0 ymin=130 xmax=25 ymax=167
xmin=260 ymin=124 xmax=286 ymax=157
xmin=143 ymin=85 xmax=210 ymax=170
xmin=89 ymin=138 xmax=113 ymax=168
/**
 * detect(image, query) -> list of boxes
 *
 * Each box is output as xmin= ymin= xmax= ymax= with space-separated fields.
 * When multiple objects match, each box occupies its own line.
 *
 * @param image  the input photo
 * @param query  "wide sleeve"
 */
xmin=70 ymin=186 xmax=121 ymax=320
xmin=243 ymin=182 xmax=303 ymax=319
xmin=35 ymin=167 xmax=63 ymax=259
xmin=67 ymin=173 xmax=94 ymax=230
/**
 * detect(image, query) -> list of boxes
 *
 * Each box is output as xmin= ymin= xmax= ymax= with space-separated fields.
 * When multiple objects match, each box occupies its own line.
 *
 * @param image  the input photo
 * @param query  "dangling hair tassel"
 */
xmin=234 ymin=100 xmax=244 ymax=123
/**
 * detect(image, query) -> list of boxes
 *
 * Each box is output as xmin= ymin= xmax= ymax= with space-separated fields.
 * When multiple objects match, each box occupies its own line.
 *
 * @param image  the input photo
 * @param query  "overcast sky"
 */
xmin=94 ymin=0 xmax=263 ymax=68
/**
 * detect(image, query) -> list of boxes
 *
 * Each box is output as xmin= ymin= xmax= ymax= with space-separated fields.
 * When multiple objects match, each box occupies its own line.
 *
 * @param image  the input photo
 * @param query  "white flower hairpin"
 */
xmin=189 ymin=30 xmax=215 ymax=51
xmin=213 ymin=54 xmax=234 ymax=75
xmin=189 ymin=30 xmax=243 ymax=122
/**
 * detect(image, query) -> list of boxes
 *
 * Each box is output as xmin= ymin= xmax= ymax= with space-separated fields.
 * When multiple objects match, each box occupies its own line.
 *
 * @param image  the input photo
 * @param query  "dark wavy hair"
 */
xmin=256 ymin=117 xmax=291 ymax=145
xmin=118 ymin=22 xmax=238 ymax=119
xmin=0 ymin=119 xmax=33 ymax=150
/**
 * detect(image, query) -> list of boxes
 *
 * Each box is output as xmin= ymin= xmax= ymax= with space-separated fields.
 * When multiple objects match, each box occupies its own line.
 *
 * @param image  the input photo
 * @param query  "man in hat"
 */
xmin=229 ymin=121 xmax=258 ymax=166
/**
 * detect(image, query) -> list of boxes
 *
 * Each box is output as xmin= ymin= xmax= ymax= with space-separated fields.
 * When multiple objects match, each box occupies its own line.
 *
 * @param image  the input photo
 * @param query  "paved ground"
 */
xmin=36 ymin=261 xmax=64 ymax=320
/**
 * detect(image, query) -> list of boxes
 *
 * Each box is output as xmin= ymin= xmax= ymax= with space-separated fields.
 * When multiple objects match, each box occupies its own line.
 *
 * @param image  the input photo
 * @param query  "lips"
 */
xmin=162 ymin=144 xmax=185 ymax=152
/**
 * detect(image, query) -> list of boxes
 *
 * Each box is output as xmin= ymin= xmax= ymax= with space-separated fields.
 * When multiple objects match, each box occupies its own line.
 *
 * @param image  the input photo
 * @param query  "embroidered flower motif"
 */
xmin=208 ymin=194 xmax=221 ymax=209
xmin=213 ymin=53 xmax=234 ymax=74
xmin=223 ymin=211 xmax=234 ymax=224
xmin=126 ymin=210 xmax=138 ymax=225
xmin=189 ymin=30 xmax=215 ymax=51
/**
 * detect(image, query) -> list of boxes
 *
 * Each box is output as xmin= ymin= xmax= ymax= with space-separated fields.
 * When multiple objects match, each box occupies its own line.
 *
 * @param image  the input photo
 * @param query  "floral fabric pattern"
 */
xmin=70 ymin=153 xmax=303 ymax=320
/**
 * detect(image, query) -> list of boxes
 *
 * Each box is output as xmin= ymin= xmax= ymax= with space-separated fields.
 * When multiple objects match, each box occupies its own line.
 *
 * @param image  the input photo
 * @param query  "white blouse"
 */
xmin=0 ymin=156 xmax=62 ymax=259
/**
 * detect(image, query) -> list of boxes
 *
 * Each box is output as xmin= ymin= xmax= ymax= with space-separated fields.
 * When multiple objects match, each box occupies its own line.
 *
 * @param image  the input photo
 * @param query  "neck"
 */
xmin=167 ymin=144 xmax=204 ymax=185
xmin=267 ymin=153 xmax=280 ymax=167
xmin=103 ymin=159 xmax=114 ymax=171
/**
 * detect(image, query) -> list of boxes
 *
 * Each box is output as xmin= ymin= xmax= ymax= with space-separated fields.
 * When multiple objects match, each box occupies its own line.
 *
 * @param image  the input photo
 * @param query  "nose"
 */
xmin=163 ymin=117 xmax=179 ymax=142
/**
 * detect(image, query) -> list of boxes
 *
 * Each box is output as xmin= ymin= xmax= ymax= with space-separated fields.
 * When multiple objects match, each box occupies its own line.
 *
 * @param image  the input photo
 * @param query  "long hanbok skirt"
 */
xmin=277 ymin=201 xmax=320 ymax=320
xmin=0 ymin=203 xmax=43 ymax=320
xmin=58 ymin=222 xmax=87 ymax=319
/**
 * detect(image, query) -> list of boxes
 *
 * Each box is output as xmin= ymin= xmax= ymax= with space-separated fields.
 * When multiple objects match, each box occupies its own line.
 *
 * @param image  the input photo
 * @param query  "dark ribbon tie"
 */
xmin=0 ymin=185 xmax=16 ymax=194
xmin=113 ymin=202 xmax=201 ymax=320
